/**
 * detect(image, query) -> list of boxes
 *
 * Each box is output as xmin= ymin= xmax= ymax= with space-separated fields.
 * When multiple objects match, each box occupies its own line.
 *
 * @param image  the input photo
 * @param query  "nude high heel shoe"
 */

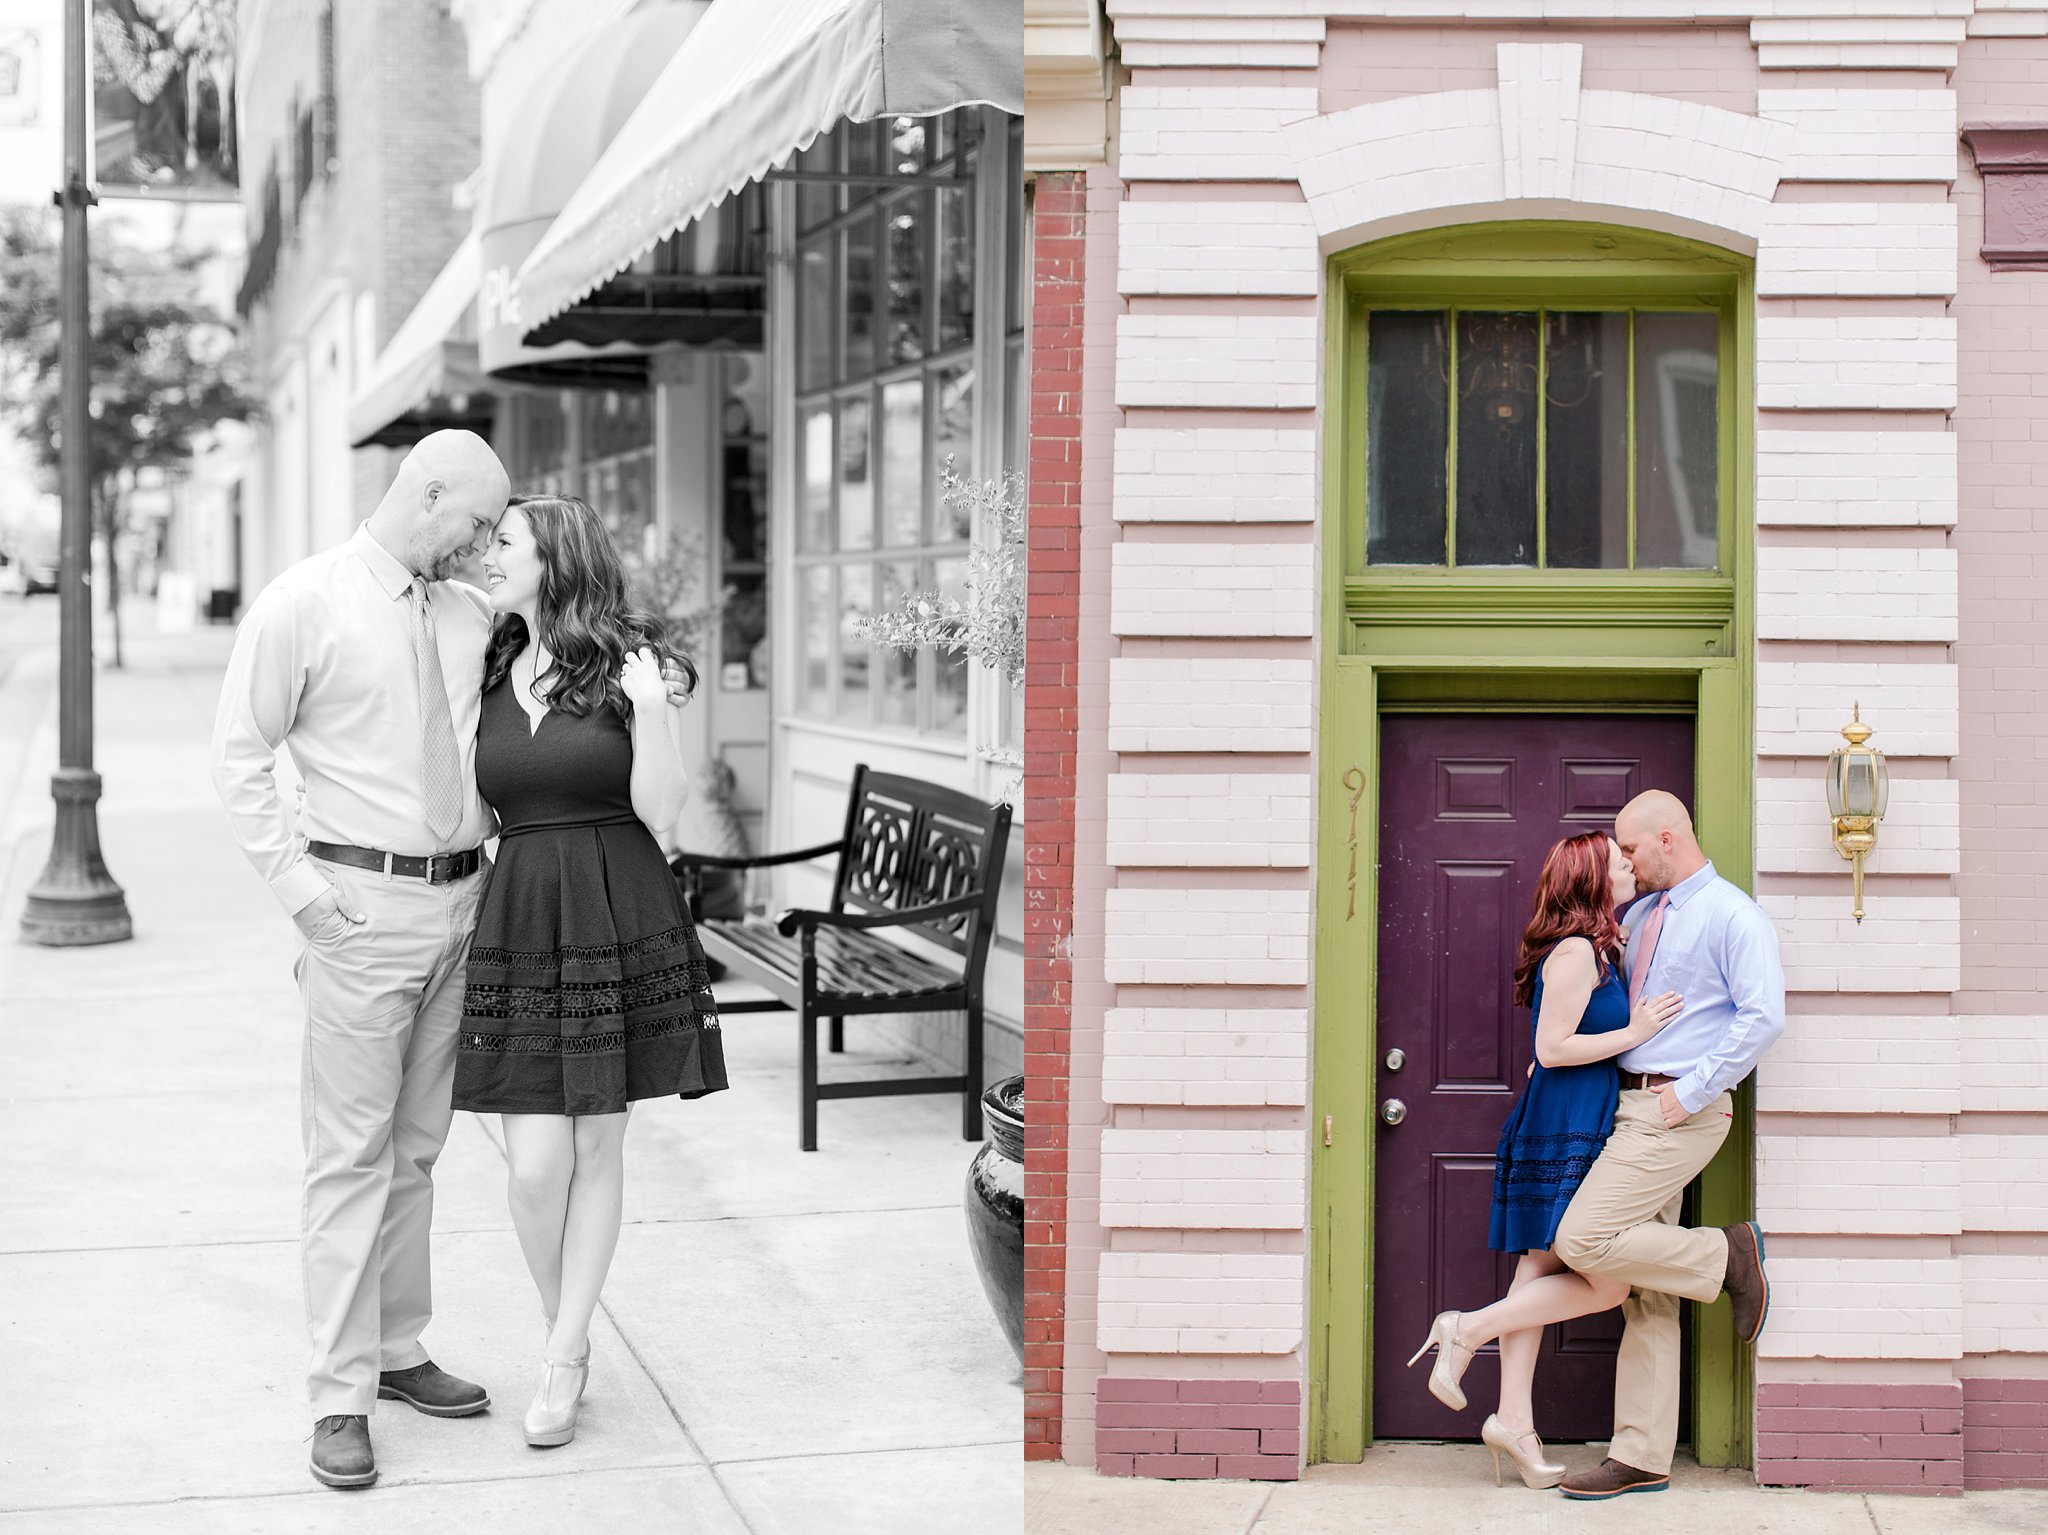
xmin=523 ymin=1350 xmax=590 ymax=1448
xmin=1481 ymin=1414 xmax=1567 ymax=1489
xmin=1403 ymin=1310 xmax=1475 ymax=1411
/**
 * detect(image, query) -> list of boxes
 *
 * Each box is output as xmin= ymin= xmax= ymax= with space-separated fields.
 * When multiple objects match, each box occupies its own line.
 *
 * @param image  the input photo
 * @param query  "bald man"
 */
xmin=1549 ymin=790 xmax=1786 ymax=1500
xmin=211 ymin=431 xmax=515 ymax=1487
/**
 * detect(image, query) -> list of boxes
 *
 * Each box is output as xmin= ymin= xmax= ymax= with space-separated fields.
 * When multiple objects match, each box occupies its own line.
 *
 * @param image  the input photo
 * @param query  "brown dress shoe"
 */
xmin=378 ymin=1358 xmax=490 ymax=1417
xmin=309 ymin=1414 xmax=376 ymax=1489
xmin=1721 ymin=1220 xmax=1770 ymax=1342
xmin=1559 ymin=1458 xmax=1669 ymax=1499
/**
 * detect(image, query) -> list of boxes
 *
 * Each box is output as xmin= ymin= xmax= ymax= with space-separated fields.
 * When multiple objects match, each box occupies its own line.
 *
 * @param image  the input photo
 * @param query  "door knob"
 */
xmin=1379 ymin=1098 xmax=1406 ymax=1126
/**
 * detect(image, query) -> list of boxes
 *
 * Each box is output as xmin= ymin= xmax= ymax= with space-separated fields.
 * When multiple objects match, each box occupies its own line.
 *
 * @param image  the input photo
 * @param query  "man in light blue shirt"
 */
xmin=1552 ymin=790 xmax=1785 ymax=1500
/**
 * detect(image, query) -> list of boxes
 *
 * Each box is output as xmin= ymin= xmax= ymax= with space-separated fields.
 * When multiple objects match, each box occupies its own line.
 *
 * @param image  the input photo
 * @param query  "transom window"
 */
xmin=1365 ymin=307 xmax=1722 ymax=571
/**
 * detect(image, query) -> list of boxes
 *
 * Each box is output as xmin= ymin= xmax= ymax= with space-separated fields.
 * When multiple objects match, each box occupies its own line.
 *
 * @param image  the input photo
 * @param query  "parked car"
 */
xmin=19 ymin=559 xmax=59 ymax=596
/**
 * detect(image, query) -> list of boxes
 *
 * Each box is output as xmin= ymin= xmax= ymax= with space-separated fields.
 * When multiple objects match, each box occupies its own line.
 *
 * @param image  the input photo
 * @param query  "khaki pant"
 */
xmin=1552 ymin=1088 xmax=1735 ymax=1475
xmin=294 ymin=855 xmax=485 ymax=1419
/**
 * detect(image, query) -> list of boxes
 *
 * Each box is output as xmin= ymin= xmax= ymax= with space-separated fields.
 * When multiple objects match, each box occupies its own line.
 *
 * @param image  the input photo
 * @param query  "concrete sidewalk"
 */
xmin=0 ymin=613 xmax=1021 ymax=1533
xmin=1027 ymin=1453 xmax=2047 ymax=1534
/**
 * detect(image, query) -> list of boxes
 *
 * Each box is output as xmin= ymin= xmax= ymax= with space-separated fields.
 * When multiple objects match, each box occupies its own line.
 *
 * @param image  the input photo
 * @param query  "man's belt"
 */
xmin=307 ymin=841 xmax=483 ymax=883
xmin=1621 ymin=1071 xmax=1679 ymax=1091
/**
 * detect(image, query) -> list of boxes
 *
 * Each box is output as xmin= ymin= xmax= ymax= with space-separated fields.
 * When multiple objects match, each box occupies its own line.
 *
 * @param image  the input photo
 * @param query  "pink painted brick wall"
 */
xmin=1096 ymin=1378 xmax=1303 ymax=1480
xmin=1954 ymin=38 xmax=2048 ymax=1016
xmin=1317 ymin=23 xmax=1760 ymax=115
xmin=1963 ymin=1379 xmax=2048 ymax=1491
xmin=1756 ymin=1382 xmax=1965 ymax=1495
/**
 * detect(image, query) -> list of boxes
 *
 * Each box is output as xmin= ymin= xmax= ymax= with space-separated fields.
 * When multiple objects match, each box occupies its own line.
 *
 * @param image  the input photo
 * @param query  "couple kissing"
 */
xmin=1409 ymin=791 xmax=1785 ymax=1499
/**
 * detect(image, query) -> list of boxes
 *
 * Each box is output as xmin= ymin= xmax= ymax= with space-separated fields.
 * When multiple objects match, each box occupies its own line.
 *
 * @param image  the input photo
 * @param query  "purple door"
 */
xmin=1371 ymin=713 xmax=1695 ymax=1441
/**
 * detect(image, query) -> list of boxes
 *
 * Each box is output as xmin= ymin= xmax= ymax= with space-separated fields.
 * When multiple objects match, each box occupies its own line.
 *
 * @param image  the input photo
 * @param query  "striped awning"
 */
xmin=514 ymin=0 xmax=1021 ymax=336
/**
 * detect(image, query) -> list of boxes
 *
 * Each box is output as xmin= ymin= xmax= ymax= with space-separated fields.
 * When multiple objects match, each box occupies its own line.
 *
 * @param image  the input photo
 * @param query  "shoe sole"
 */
xmin=1738 ymin=1221 xmax=1770 ymax=1345
xmin=377 ymin=1385 xmax=491 ymax=1418
xmin=526 ymin=1428 xmax=576 ymax=1448
xmin=309 ymin=1461 xmax=378 ymax=1489
xmin=1560 ymin=1477 xmax=1669 ymax=1501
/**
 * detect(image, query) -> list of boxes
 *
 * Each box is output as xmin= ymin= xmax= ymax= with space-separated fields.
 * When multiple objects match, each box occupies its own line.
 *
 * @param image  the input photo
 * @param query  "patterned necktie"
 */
xmin=408 ymin=578 xmax=463 ymax=841
xmin=1627 ymin=891 xmax=1670 ymax=1008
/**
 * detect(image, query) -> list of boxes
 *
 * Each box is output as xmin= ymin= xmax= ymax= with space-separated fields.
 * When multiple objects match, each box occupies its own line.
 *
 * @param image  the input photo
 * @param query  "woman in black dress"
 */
xmin=454 ymin=493 xmax=727 ymax=1448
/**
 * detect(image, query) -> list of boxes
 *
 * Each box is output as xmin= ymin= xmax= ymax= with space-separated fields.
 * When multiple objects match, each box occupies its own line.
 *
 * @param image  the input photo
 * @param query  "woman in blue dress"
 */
xmin=1403 ymin=830 xmax=1681 ymax=1488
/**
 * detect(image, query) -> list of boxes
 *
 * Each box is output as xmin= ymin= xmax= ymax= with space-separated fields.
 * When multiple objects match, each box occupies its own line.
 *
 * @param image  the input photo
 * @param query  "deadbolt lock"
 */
xmin=1384 ymin=1047 xmax=1405 ymax=1072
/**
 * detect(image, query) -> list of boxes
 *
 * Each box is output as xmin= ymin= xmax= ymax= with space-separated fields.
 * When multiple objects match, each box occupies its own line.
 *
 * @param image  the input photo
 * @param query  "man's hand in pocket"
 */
xmin=292 ymin=888 xmax=367 ymax=941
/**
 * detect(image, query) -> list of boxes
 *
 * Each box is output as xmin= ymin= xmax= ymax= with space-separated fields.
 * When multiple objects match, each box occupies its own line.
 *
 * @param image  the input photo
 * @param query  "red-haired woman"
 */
xmin=1405 ymin=831 xmax=1682 ymax=1489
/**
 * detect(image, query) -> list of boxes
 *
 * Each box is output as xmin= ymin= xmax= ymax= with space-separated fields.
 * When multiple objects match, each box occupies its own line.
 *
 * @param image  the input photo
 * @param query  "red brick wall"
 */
xmin=1096 ymin=1379 xmax=1303 ymax=1481
xmin=1963 ymin=1379 xmax=2048 ymax=1490
xmin=1756 ymin=1383 xmax=1964 ymax=1495
xmin=1022 ymin=170 xmax=1087 ymax=1463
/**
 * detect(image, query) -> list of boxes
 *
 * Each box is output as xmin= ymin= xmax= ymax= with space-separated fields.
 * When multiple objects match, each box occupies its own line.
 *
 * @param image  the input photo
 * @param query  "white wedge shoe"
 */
xmin=523 ymin=1351 xmax=590 ymax=1448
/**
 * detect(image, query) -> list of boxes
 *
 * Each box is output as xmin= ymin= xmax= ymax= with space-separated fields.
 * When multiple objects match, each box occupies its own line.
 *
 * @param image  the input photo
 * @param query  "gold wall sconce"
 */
xmin=1826 ymin=703 xmax=1889 ymax=924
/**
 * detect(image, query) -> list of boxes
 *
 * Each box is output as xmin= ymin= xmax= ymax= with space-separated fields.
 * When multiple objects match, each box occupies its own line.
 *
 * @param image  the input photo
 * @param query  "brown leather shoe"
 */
xmin=309 ymin=1414 xmax=376 ymax=1489
xmin=1558 ymin=1458 xmax=1669 ymax=1499
xmin=377 ymin=1359 xmax=490 ymax=1417
xmin=1721 ymin=1220 xmax=1770 ymax=1343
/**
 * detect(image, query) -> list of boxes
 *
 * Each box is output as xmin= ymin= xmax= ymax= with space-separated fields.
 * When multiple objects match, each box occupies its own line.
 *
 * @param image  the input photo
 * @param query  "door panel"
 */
xmin=1372 ymin=713 xmax=1695 ymax=1441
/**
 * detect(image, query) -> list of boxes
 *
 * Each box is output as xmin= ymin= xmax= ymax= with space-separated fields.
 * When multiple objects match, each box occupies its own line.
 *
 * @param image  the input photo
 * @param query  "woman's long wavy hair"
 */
xmin=481 ymin=493 xmax=698 ymax=718
xmin=1511 ymin=831 xmax=1626 ymax=1008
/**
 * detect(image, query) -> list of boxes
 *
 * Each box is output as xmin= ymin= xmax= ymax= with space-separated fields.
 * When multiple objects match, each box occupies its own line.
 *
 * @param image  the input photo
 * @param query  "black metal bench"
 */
xmin=671 ymin=765 xmax=1012 ymax=1151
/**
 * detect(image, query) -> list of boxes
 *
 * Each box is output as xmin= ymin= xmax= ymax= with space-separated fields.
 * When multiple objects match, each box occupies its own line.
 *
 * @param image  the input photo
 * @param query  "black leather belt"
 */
xmin=1622 ymin=1071 xmax=1679 ymax=1091
xmin=307 ymin=841 xmax=482 ymax=883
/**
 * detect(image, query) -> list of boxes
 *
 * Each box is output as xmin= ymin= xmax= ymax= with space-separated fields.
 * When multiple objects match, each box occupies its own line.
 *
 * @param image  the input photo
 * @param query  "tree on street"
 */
xmin=0 ymin=206 xmax=253 ymax=663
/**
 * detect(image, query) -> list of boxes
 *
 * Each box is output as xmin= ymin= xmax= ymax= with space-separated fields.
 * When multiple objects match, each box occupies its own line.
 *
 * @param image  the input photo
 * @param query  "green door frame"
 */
xmin=1307 ymin=223 xmax=1757 ymax=1469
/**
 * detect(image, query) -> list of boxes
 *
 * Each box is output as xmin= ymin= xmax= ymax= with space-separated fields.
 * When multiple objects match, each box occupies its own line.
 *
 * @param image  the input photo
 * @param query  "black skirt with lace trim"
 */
xmin=452 ymin=815 xmax=727 ymax=1116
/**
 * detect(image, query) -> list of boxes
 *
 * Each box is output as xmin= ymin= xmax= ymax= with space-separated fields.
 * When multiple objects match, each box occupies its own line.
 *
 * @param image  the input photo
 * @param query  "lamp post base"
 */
xmin=18 ymin=768 xmax=132 ymax=947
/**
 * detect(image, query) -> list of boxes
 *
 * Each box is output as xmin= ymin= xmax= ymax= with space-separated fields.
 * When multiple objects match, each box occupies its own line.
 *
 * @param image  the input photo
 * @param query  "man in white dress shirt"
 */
xmin=212 ymin=431 xmax=508 ymax=1489
xmin=1551 ymin=789 xmax=1786 ymax=1501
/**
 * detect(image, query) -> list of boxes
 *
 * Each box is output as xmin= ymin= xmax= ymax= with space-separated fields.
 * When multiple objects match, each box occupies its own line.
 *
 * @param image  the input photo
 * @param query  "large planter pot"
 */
xmin=964 ymin=1074 xmax=1024 ymax=1363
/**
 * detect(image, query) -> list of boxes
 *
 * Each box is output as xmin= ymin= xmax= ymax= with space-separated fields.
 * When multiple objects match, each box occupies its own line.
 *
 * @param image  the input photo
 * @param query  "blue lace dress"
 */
xmin=1488 ymin=944 xmax=1630 ymax=1254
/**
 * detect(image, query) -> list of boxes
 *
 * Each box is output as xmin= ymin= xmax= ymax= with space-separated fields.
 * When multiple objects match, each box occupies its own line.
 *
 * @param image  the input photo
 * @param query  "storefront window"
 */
xmin=836 ymin=562 xmax=872 ymax=722
xmin=799 ymin=405 xmax=832 ymax=553
xmin=933 ymin=363 xmax=973 ymax=539
xmin=791 ymin=106 xmax=999 ymax=739
xmin=887 ymin=199 xmax=925 ymax=364
xmin=839 ymin=396 xmax=874 ymax=550
xmin=930 ymin=555 xmax=968 ymax=735
xmin=880 ymin=377 xmax=922 ymax=547
xmin=719 ymin=353 xmax=770 ymax=692
xmin=799 ymin=565 xmax=832 ymax=713
xmin=578 ymin=390 xmax=656 ymax=560
xmin=879 ymin=560 xmax=919 ymax=726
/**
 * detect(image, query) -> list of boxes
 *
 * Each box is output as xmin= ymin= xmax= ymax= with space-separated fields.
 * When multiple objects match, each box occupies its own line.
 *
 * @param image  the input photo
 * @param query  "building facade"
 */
xmin=235 ymin=0 xmax=482 ymax=588
xmin=1024 ymin=0 xmax=2048 ymax=1496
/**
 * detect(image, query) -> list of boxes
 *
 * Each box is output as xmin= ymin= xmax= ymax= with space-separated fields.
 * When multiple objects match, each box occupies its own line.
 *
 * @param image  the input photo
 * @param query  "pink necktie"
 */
xmin=1628 ymin=892 xmax=1669 ymax=1008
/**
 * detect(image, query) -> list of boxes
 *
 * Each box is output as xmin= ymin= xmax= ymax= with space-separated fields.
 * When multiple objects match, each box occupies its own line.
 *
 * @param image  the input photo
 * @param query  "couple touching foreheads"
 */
xmin=1408 ymin=790 xmax=1786 ymax=1499
xmin=211 ymin=431 xmax=728 ymax=1489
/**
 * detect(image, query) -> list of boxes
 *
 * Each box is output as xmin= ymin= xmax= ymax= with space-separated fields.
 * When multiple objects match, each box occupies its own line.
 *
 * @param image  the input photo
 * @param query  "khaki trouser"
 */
xmin=1551 ymin=1087 xmax=1735 ymax=1475
xmin=294 ymin=855 xmax=485 ymax=1419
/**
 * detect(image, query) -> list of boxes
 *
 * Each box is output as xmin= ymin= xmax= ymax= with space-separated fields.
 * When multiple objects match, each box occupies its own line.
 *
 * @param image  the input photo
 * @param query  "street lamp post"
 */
xmin=20 ymin=0 xmax=131 ymax=947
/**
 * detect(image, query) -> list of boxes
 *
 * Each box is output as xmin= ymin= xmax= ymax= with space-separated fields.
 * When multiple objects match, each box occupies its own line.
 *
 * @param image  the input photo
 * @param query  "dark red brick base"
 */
xmin=1964 ymin=1378 xmax=2048 ymax=1490
xmin=1096 ymin=1378 xmax=1302 ymax=1480
xmin=1756 ymin=1382 xmax=1964 ymax=1495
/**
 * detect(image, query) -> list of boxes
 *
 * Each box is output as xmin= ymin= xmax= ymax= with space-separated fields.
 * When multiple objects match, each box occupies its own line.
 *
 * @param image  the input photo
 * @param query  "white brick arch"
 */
xmin=1275 ymin=43 xmax=1794 ymax=254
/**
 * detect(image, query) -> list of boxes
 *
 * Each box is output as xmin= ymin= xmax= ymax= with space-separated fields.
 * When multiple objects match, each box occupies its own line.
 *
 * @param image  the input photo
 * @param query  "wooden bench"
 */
xmin=671 ymin=765 xmax=1012 ymax=1151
